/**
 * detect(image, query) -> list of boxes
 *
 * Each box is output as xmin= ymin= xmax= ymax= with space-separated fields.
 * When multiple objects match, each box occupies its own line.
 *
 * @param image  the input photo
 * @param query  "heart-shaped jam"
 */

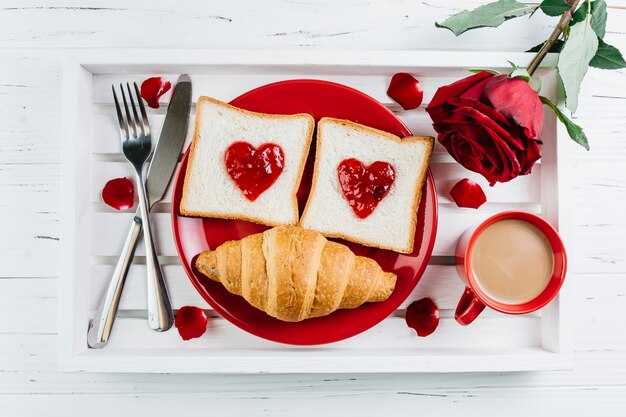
xmin=224 ymin=141 xmax=285 ymax=201
xmin=337 ymin=158 xmax=396 ymax=219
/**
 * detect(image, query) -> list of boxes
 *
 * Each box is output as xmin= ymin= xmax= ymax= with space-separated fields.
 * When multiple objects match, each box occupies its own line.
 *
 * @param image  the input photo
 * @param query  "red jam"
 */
xmin=224 ymin=141 xmax=285 ymax=201
xmin=101 ymin=177 xmax=134 ymax=210
xmin=337 ymin=158 xmax=396 ymax=219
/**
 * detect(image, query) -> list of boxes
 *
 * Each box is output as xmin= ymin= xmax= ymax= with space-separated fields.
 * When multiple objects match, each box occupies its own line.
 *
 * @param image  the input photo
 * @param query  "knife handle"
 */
xmin=87 ymin=217 xmax=142 ymax=348
xmin=136 ymin=174 xmax=175 ymax=332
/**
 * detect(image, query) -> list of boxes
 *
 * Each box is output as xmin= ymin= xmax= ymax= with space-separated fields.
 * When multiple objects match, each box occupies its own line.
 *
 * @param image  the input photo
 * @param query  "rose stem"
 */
xmin=526 ymin=0 xmax=582 ymax=76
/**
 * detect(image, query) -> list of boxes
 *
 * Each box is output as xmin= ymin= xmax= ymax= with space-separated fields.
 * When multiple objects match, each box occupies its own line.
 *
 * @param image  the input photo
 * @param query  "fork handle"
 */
xmin=87 ymin=217 xmax=142 ymax=348
xmin=135 ymin=169 xmax=175 ymax=332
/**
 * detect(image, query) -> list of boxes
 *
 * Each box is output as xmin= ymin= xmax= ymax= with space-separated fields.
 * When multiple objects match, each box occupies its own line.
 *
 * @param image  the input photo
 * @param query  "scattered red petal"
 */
xmin=449 ymin=178 xmax=487 ymax=209
xmin=101 ymin=177 xmax=134 ymax=210
xmin=387 ymin=73 xmax=423 ymax=110
xmin=405 ymin=298 xmax=439 ymax=337
xmin=140 ymin=77 xmax=172 ymax=109
xmin=175 ymin=306 xmax=208 ymax=341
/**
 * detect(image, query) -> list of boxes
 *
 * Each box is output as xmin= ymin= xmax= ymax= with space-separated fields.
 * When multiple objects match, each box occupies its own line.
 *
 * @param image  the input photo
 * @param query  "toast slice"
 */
xmin=180 ymin=97 xmax=315 ymax=226
xmin=300 ymin=118 xmax=434 ymax=253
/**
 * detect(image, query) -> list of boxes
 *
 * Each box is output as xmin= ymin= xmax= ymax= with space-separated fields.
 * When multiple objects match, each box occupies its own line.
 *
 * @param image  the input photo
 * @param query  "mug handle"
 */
xmin=455 ymin=287 xmax=486 ymax=326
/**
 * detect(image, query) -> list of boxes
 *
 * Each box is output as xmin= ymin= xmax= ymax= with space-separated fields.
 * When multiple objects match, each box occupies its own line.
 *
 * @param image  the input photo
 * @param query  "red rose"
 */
xmin=426 ymin=72 xmax=543 ymax=185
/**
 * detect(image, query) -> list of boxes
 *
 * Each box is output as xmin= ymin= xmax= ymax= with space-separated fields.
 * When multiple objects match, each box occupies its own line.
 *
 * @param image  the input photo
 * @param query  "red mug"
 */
xmin=454 ymin=211 xmax=567 ymax=325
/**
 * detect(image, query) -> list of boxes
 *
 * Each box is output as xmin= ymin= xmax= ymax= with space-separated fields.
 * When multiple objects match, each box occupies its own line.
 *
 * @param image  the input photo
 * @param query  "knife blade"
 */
xmin=87 ymin=74 xmax=192 ymax=348
xmin=146 ymin=74 xmax=192 ymax=207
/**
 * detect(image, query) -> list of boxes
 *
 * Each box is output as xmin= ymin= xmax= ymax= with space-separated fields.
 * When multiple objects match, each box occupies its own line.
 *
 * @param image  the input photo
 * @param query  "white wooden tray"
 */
xmin=60 ymin=49 xmax=572 ymax=373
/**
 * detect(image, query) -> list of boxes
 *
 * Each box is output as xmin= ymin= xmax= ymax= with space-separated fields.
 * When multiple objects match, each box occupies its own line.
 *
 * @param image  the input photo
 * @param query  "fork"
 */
xmin=112 ymin=82 xmax=174 ymax=332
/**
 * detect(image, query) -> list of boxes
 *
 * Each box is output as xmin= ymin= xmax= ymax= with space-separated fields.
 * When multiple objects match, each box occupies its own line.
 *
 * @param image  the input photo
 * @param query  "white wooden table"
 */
xmin=1 ymin=0 xmax=625 ymax=415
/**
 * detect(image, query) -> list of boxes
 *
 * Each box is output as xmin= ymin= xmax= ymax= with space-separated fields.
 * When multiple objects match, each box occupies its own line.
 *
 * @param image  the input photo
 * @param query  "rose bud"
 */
xmin=449 ymin=178 xmax=487 ymax=209
xmin=405 ymin=297 xmax=440 ymax=337
xmin=387 ymin=73 xmax=423 ymax=110
xmin=101 ymin=177 xmax=134 ymax=210
xmin=426 ymin=71 xmax=543 ymax=185
xmin=140 ymin=77 xmax=172 ymax=109
xmin=175 ymin=306 xmax=208 ymax=341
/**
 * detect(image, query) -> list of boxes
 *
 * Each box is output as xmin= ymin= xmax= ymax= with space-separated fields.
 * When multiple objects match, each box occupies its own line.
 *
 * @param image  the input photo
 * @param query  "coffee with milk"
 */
xmin=470 ymin=219 xmax=554 ymax=305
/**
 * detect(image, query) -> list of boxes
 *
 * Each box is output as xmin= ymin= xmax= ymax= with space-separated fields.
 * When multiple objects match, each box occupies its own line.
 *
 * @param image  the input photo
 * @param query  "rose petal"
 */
xmin=449 ymin=178 xmax=487 ymax=209
xmin=140 ymin=77 xmax=172 ymax=109
xmin=405 ymin=298 xmax=439 ymax=337
xmin=436 ymin=122 xmax=497 ymax=166
xmin=453 ymin=106 xmax=525 ymax=151
xmin=441 ymin=130 xmax=504 ymax=186
xmin=427 ymin=71 xmax=493 ymax=111
xmin=387 ymin=73 xmax=423 ymax=110
xmin=446 ymin=97 xmax=511 ymax=126
xmin=459 ymin=74 xmax=493 ymax=102
xmin=484 ymin=75 xmax=544 ymax=140
xmin=175 ymin=306 xmax=208 ymax=341
xmin=101 ymin=177 xmax=134 ymax=210
xmin=520 ymin=138 xmax=542 ymax=175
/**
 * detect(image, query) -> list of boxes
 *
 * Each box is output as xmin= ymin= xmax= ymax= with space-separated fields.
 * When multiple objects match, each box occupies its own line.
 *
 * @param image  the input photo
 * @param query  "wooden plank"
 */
xmin=88 ymin=264 xmax=466 ymax=311
xmin=61 ymin=346 xmax=566 ymax=373
xmin=570 ymin=158 xmax=626 ymax=273
xmin=91 ymin=73 xmax=474 ymax=107
xmin=0 ymin=0 xmax=573 ymax=51
xmin=0 ymin=278 xmax=57 ymax=335
xmin=0 ymin=348 xmax=623 ymax=393
xmin=0 ymin=213 xmax=61 ymax=278
xmin=89 ymin=205 xmax=541 ymax=258
xmin=0 ymin=333 xmax=58 ymax=372
xmin=89 ymin=314 xmax=540 ymax=352
xmin=2 ymin=387 xmax=625 ymax=416
xmin=89 ymin=160 xmax=541 ymax=205
xmin=0 ymin=347 xmax=624 ymax=393
xmin=90 ymin=107 xmax=442 ymax=155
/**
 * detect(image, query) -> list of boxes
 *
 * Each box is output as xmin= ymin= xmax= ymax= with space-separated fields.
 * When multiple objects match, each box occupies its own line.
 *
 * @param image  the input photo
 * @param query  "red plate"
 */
xmin=171 ymin=79 xmax=438 ymax=345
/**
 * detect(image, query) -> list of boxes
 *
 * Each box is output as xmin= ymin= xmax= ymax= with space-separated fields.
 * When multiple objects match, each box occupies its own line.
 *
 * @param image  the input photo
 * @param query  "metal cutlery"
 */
xmin=88 ymin=75 xmax=192 ymax=348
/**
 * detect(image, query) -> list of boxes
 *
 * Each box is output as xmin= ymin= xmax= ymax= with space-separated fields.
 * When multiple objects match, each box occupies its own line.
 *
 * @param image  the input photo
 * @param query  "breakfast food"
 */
xmin=195 ymin=226 xmax=397 ymax=322
xmin=300 ymin=118 xmax=434 ymax=253
xmin=180 ymin=97 xmax=315 ymax=226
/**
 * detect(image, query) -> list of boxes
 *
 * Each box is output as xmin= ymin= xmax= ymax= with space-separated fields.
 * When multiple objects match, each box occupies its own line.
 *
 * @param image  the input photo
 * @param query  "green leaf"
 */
xmin=509 ymin=67 xmax=531 ymax=82
xmin=557 ymin=14 xmax=598 ymax=113
xmin=539 ymin=0 xmax=571 ymax=16
xmin=571 ymin=2 xmax=588 ymax=23
xmin=540 ymin=96 xmax=590 ymax=150
xmin=467 ymin=68 xmax=501 ymax=74
xmin=572 ymin=0 xmax=607 ymax=38
xmin=526 ymin=39 xmax=565 ymax=53
xmin=590 ymin=38 xmax=626 ymax=69
xmin=507 ymin=60 xmax=519 ymax=69
xmin=590 ymin=0 xmax=607 ymax=38
xmin=435 ymin=0 xmax=535 ymax=36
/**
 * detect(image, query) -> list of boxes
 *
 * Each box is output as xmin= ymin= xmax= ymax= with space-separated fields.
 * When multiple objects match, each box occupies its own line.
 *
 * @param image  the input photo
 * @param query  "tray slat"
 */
xmin=90 ymin=206 xmax=541 ymax=258
xmin=103 ymin=315 xmax=541 ymax=351
xmin=90 ymin=161 xmax=541 ymax=205
xmin=89 ymin=264 xmax=472 ymax=311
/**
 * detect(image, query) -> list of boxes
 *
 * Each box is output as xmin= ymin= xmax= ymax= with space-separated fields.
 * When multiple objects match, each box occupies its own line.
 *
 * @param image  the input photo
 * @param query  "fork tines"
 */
xmin=112 ymin=82 xmax=151 ymax=142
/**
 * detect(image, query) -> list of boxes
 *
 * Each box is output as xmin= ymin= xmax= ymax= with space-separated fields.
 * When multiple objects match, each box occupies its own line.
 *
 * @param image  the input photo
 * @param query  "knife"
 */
xmin=88 ymin=74 xmax=192 ymax=348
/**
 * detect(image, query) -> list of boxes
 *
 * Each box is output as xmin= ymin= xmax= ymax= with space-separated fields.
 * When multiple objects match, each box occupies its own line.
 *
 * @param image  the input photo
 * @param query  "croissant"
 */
xmin=195 ymin=226 xmax=397 ymax=322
